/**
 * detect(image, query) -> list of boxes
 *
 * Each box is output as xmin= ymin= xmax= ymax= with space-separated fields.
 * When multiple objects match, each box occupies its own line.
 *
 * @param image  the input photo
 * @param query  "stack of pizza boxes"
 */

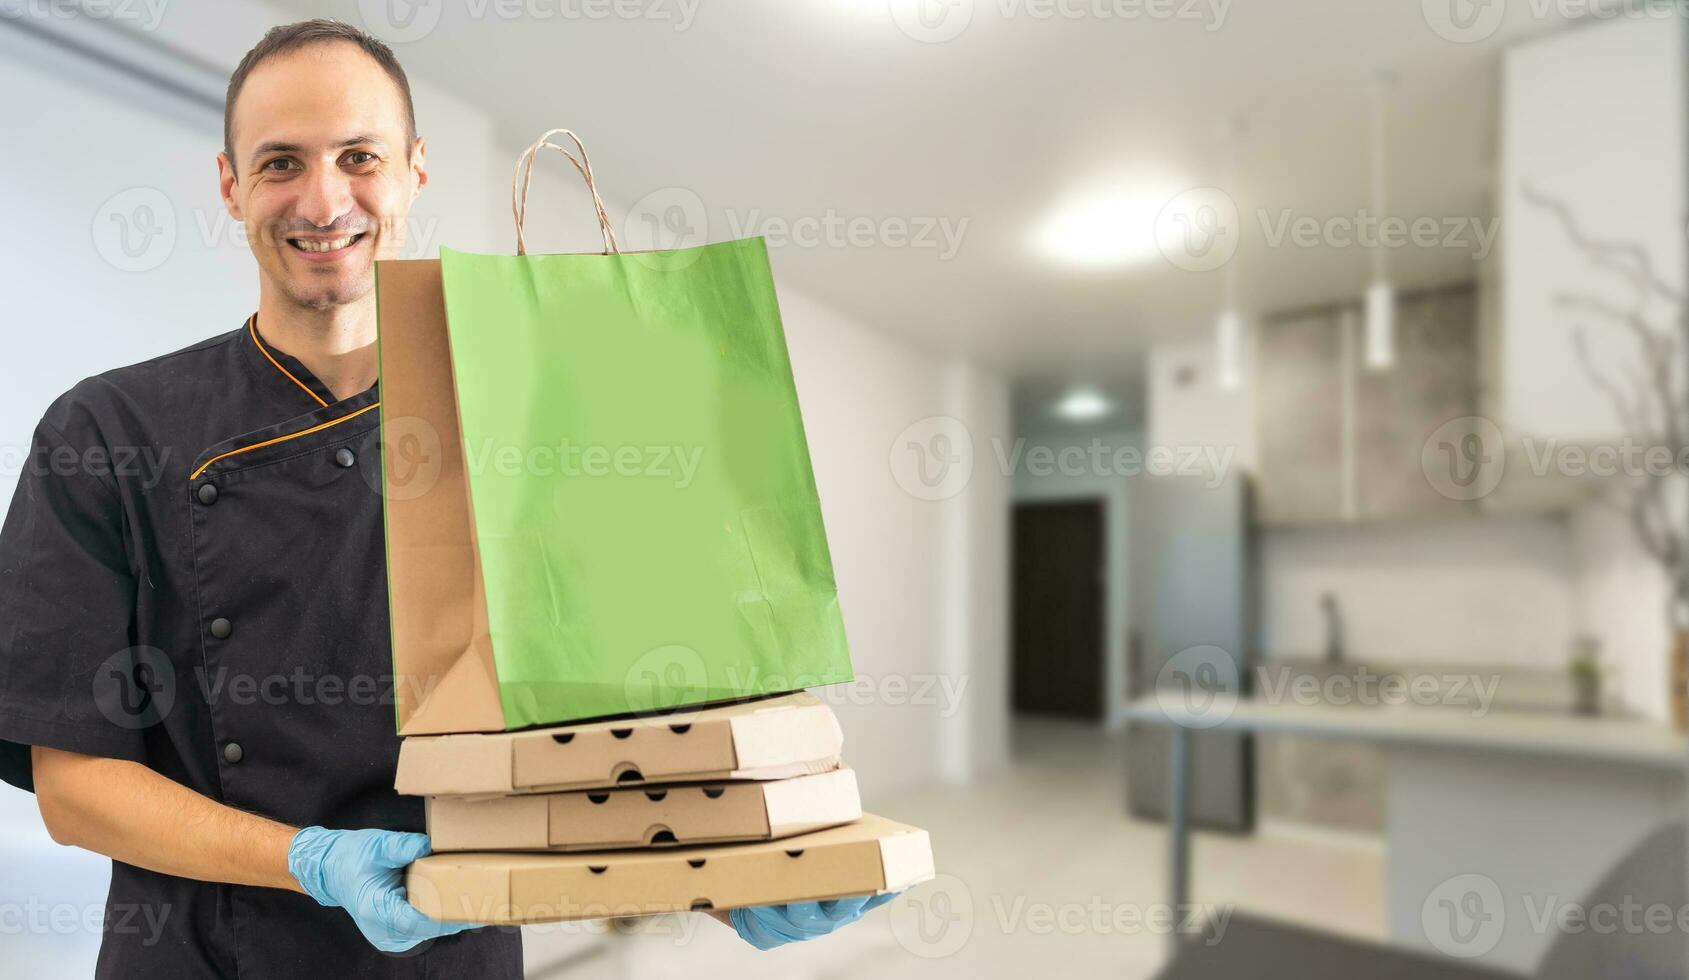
xmin=393 ymin=691 xmax=935 ymax=926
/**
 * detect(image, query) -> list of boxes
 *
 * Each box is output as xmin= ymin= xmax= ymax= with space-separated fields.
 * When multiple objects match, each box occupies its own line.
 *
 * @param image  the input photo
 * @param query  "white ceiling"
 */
xmin=275 ymin=0 xmax=1571 ymax=400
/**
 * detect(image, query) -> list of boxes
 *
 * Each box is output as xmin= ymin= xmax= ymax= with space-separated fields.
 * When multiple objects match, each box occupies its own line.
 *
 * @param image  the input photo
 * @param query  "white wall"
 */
xmin=1258 ymin=517 xmax=1578 ymax=666
xmin=1500 ymin=15 xmax=1685 ymax=444
xmin=1147 ymin=337 xmax=1255 ymax=474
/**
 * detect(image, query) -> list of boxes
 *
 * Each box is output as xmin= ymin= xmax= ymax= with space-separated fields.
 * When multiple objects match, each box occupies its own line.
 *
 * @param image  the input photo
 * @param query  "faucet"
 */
xmin=1321 ymin=592 xmax=1345 ymax=665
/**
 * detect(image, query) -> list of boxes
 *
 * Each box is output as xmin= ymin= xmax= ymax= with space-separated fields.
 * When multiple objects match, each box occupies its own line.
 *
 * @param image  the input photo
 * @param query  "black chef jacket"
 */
xmin=0 ymin=315 xmax=523 ymax=979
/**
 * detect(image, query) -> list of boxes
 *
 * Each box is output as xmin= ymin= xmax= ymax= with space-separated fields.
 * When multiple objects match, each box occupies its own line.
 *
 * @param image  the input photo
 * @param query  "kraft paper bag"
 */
xmin=377 ymin=130 xmax=853 ymax=735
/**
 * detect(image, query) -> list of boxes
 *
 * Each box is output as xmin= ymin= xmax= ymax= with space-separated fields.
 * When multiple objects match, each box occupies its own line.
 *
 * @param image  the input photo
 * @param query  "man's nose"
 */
xmin=294 ymin=165 xmax=356 ymax=230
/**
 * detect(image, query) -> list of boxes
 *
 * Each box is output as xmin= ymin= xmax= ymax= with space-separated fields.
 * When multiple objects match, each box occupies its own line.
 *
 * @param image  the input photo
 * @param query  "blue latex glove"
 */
xmin=288 ymin=827 xmax=476 ymax=954
xmin=728 ymin=893 xmax=900 ymax=950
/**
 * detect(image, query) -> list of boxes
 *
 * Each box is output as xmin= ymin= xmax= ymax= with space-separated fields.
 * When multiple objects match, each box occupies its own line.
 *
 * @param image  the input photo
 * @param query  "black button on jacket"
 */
xmin=0 ymin=317 xmax=522 ymax=979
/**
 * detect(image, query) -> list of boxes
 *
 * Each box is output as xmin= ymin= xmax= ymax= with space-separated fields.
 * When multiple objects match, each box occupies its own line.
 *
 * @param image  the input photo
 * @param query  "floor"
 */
xmin=523 ymin=716 xmax=1387 ymax=979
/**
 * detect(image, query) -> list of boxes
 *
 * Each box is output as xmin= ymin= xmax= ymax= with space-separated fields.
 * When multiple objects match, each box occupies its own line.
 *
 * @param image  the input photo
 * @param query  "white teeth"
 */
xmin=292 ymin=236 xmax=357 ymax=253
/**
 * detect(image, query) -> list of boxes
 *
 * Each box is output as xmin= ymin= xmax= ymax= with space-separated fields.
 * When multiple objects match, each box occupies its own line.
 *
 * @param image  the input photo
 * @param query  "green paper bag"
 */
xmin=378 ymin=130 xmax=852 ymax=734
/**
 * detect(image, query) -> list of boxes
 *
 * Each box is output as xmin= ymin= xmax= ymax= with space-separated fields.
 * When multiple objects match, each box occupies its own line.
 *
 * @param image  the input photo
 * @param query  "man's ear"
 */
xmin=217 ymin=150 xmax=243 ymax=221
xmin=410 ymin=136 xmax=428 ymax=202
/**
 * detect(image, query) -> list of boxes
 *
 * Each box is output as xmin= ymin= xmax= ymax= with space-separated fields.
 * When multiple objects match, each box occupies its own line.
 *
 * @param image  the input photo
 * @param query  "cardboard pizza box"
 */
xmin=406 ymin=813 xmax=933 ymax=924
xmin=427 ymin=767 xmax=862 ymax=852
xmin=395 ymin=692 xmax=843 ymax=797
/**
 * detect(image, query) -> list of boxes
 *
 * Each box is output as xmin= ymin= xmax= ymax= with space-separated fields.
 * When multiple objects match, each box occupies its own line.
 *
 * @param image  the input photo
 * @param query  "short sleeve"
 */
xmin=0 ymin=396 xmax=146 ymax=793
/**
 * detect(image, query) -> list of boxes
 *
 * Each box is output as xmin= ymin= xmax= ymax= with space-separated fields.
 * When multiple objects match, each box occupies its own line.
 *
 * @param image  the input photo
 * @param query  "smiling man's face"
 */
xmin=219 ymin=40 xmax=426 ymax=311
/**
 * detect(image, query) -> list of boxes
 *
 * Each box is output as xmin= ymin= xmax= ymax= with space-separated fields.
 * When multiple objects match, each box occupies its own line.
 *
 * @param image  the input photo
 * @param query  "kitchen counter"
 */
xmin=1123 ymin=694 xmax=1684 ymax=771
xmin=1127 ymin=695 xmax=1687 ymax=972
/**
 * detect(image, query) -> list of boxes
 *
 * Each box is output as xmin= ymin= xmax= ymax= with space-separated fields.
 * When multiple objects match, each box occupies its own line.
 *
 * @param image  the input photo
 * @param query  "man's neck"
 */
xmin=255 ymin=288 xmax=379 ymax=403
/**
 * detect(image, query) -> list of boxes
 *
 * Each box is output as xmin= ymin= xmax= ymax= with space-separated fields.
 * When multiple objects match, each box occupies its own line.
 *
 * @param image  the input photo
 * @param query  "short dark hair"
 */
xmin=223 ymin=19 xmax=417 ymax=172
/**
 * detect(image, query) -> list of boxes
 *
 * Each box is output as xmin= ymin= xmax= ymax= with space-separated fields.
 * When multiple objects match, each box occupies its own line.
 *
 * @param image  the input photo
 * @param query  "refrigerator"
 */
xmin=1125 ymin=471 xmax=1256 ymax=832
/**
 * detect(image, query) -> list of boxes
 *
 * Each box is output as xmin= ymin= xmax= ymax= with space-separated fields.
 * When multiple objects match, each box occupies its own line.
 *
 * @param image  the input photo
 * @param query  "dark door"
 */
xmin=1011 ymin=499 xmax=1106 ymax=719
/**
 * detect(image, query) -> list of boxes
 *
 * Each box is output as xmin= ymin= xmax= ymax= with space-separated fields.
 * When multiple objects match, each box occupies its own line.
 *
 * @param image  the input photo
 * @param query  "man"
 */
xmin=0 ymin=19 xmax=882 ymax=978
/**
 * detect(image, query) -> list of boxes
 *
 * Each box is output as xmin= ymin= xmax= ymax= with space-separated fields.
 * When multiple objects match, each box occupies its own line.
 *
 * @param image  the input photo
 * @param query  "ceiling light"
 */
xmin=1037 ymin=189 xmax=1179 ymax=267
xmin=1055 ymin=388 xmax=1113 ymax=420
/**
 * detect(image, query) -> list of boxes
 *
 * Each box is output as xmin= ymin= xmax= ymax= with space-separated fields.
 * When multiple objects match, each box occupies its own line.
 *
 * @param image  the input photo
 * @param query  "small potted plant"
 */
xmin=1569 ymin=635 xmax=1603 ymax=717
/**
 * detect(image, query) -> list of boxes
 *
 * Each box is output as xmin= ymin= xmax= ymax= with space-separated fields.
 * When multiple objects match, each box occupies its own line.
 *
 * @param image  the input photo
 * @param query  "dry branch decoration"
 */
xmin=1523 ymin=182 xmax=1689 ymax=619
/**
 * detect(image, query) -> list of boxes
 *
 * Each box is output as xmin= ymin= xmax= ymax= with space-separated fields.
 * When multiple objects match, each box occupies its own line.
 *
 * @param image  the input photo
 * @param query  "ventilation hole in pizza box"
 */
xmin=644 ymin=789 xmax=668 ymax=802
xmin=690 ymin=899 xmax=714 ymax=912
xmin=784 ymin=849 xmax=804 ymax=858
xmin=687 ymin=858 xmax=707 ymax=869
xmin=669 ymin=724 xmax=691 ymax=734
xmin=588 ymin=865 xmax=607 ymax=875
xmin=702 ymin=786 xmax=725 ymax=799
xmin=611 ymin=728 xmax=633 ymax=740
xmin=587 ymin=792 xmax=609 ymax=805
xmin=551 ymin=732 xmax=574 ymax=745
xmin=649 ymin=829 xmax=678 ymax=846
xmin=613 ymin=764 xmax=644 ymax=783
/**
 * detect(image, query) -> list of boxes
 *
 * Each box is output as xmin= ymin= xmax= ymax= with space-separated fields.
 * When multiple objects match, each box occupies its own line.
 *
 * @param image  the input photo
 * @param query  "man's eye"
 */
xmin=346 ymin=151 xmax=377 ymax=166
xmin=261 ymin=159 xmax=296 ymax=173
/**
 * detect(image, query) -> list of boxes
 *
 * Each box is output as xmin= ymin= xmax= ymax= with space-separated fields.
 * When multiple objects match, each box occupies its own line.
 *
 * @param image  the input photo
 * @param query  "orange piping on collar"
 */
xmin=189 ymin=402 xmax=380 ymax=481
xmin=249 ymin=314 xmax=329 ymax=408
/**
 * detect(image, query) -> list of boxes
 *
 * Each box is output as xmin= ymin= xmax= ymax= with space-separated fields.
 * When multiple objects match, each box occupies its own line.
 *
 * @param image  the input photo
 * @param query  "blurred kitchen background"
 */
xmin=4 ymin=0 xmax=1689 ymax=977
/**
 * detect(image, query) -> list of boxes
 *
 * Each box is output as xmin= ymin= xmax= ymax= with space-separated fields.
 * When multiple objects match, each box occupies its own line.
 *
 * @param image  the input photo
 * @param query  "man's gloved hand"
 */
xmin=728 ymin=893 xmax=900 ymax=950
xmin=287 ymin=826 xmax=476 ymax=954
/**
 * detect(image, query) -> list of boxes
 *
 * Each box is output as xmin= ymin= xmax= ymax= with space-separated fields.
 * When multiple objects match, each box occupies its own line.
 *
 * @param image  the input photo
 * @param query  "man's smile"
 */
xmin=286 ymin=231 xmax=368 ymax=261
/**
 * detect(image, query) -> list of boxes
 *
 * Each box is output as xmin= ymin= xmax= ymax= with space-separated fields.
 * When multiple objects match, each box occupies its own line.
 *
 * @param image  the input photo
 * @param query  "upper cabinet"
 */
xmin=1256 ymin=284 xmax=1478 ymax=526
xmin=1496 ymin=16 xmax=1685 ymax=446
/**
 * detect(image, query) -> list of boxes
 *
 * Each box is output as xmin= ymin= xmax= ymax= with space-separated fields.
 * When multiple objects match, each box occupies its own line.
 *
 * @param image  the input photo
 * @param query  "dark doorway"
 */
xmin=1011 ymin=499 xmax=1106 ymax=719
